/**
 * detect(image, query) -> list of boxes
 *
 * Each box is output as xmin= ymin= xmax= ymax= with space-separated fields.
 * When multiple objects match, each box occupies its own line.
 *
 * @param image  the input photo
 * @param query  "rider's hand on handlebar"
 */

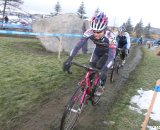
xmin=125 ymin=49 xmax=129 ymax=56
xmin=63 ymin=56 xmax=73 ymax=74
xmin=99 ymin=67 xmax=108 ymax=86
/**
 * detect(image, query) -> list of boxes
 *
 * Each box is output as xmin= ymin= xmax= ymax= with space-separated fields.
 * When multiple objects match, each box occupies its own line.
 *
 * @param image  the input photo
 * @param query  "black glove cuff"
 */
xmin=67 ymin=56 xmax=73 ymax=63
xmin=101 ymin=66 xmax=108 ymax=72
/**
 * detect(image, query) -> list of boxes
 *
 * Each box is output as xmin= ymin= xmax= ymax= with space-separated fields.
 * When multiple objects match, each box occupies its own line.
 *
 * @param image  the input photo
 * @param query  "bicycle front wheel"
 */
xmin=116 ymin=59 xmax=121 ymax=74
xmin=91 ymin=84 xmax=102 ymax=106
xmin=60 ymin=86 xmax=85 ymax=130
xmin=110 ymin=68 xmax=115 ymax=83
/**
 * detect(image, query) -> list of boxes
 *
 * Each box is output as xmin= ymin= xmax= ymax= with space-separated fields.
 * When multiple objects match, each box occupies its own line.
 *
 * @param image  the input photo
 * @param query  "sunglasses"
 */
xmin=93 ymin=30 xmax=103 ymax=34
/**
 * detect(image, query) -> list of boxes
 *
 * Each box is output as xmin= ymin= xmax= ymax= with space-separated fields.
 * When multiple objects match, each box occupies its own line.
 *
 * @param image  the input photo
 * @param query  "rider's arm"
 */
xmin=116 ymin=36 xmax=119 ymax=46
xmin=70 ymin=29 xmax=91 ymax=57
xmin=103 ymin=31 xmax=117 ymax=69
xmin=105 ymin=43 xmax=116 ymax=69
xmin=70 ymin=37 xmax=88 ymax=57
xmin=63 ymin=35 xmax=88 ymax=72
xmin=125 ymin=32 xmax=131 ymax=49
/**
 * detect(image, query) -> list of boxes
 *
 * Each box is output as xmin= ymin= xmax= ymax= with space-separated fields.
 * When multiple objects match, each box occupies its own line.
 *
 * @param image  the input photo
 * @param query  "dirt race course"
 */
xmin=12 ymin=45 xmax=143 ymax=130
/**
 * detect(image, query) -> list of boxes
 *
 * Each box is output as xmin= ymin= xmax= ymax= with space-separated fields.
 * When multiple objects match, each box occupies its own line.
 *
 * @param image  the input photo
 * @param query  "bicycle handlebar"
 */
xmin=71 ymin=62 xmax=100 ymax=72
xmin=117 ymin=48 xmax=123 ymax=51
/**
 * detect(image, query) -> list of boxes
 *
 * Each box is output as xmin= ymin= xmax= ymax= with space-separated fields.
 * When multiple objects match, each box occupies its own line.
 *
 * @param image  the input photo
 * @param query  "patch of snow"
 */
xmin=130 ymin=88 xmax=160 ymax=121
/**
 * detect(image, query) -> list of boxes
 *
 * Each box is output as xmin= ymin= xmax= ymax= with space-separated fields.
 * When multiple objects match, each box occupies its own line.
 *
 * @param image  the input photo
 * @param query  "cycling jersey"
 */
xmin=70 ymin=29 xmax=116 ymax=69
xmin=116 ymin=32 xmax=131 ymax=49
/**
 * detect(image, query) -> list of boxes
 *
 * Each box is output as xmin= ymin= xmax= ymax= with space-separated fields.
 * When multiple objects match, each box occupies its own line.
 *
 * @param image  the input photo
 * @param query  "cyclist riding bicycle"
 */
xmin=63 ymin=12 xmax=117 ymax=91
xmin=116 ymin=25 xmax=131 ymax=66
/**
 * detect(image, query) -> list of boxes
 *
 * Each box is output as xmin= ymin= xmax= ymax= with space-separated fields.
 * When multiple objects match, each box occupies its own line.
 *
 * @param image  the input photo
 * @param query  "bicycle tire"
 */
xmin=60 ymin=86 xmax=85 ymax=130
xmin=109 ymin=58 xmax=119 ymax=83
xmin=91 ymin=83 xmax=102 ymax=106
xmin=110 ymin=68 xmax=115 ymax=83
xmin=116 ymin=59 xmax=121 ymax=74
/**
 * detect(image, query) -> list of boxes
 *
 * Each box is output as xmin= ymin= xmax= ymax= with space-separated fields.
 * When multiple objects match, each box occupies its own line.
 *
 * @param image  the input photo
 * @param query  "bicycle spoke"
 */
xmin=60 ymin=86 xmax=85 ymax=130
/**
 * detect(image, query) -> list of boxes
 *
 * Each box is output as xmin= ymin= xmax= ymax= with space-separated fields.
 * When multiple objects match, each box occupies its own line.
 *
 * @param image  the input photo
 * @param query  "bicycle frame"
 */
xmin=111 ymin=48 xmax=124 ymax=75
xmin=60 ymin=62 xmax=102 ymax=130
xmin=116 ymin=48 xmax=123 ymax=58
xmin=79 ymin=71 xmax=99 ymax=105
xmin=72 ymin=62 xmax=100 ymax=105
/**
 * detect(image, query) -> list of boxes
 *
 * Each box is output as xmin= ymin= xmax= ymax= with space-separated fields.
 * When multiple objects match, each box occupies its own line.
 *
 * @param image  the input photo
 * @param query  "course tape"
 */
xmin=0 ymin=23 xmax=32 ymax=30
xmin=154 ymin=86 xmax=160 ymax=92
xmin=0 ymin=30 xmax=83 ymax=37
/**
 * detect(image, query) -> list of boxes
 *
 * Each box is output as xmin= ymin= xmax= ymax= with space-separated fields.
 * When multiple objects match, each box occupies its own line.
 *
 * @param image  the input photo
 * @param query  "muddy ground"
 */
xmin=11 ymin=45 xmax=143 ymax=130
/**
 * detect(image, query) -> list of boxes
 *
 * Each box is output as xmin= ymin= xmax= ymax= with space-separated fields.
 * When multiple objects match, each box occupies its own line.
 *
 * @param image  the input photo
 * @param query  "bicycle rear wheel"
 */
xmin=60 ymin=86 xmax=85 ymax=130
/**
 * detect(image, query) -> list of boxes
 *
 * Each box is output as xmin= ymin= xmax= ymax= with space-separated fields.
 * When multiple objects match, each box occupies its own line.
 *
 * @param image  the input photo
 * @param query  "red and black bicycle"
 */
xmin=60 ymin=61 xmax=103 ymax=130
xmin=110 ymin=48 xmax=124 ymax=82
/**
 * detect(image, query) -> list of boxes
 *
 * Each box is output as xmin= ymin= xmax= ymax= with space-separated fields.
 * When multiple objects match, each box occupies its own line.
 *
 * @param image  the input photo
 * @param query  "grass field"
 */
xmin=0 ymin=36 xmax=160 ymax=130
xmin=0 ymin=36 xmax=90 ymax=129
xmin=106 ymin=47 xmax=160 ymax=130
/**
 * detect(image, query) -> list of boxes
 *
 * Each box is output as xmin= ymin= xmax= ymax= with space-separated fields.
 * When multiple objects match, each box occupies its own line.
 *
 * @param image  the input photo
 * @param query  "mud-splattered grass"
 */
xmin=0 ymin=36 xmax=90 ymax=129
xmin=106 ymin=47 xmax=160 ymax=130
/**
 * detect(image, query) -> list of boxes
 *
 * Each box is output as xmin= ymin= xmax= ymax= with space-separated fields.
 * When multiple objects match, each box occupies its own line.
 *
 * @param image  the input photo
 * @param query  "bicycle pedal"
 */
xmin=92 ymin=101 xmax=97 ymax=107
xmin=95 ymin=87 xmax=104 ymax=96
xmin=85 ymin=100 xmax=89 ymax=105
xmin=70 ymin=108 xmax=81 ymax=113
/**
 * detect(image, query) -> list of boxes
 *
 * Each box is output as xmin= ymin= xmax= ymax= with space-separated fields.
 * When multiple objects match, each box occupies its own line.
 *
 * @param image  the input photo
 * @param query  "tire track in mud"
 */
xmin=11 ymin=45 xmax=142 ymax=130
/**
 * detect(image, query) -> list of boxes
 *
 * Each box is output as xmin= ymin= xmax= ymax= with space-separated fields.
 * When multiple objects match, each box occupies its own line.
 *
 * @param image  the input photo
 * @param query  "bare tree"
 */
xmin=1 ymin=0 xmax=23 ymax=8
xmin=0 ymin=0 xmax=23 ymax=25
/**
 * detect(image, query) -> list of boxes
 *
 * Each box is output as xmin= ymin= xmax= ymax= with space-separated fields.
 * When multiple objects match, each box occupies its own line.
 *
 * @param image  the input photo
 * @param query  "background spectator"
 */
xmin=138 ymin=36 xmax=143 ymax=45
xmin=4 ymin=15 xmax=9 ymax=23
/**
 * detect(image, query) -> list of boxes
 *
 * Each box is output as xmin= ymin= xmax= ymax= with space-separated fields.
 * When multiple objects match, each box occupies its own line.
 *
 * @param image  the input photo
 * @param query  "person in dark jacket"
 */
xmin=116 ymin=26 xmax=131 ymax=66
xmin=4 ymin=15 xmax=9 ymax=23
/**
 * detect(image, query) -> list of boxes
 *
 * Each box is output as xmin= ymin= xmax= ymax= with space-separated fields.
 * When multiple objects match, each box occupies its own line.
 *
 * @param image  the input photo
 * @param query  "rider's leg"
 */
xmin=121 ymin=50 xmax=126 ymax=66
xmin=95 ymin=67 xmax=108 ymax=96
xmin=96 ymin=53 xmax=108 ymax=69
xmin=89 ymin=50 xmax=98 ymax=68
xmin=90 ymin=52 xmax=108 ymax=95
